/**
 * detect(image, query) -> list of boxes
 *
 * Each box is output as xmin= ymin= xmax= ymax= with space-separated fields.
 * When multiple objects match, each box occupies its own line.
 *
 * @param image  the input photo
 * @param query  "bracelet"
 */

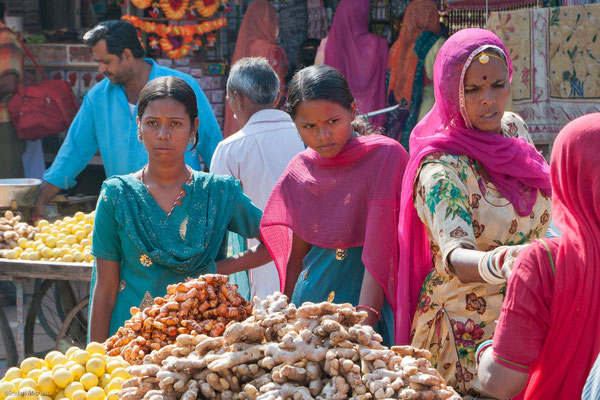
xmin=478 ymin=251 xmax=504 ymax=284
xmin=476 ymin=339 xmax=493 ymax=367
xmin=487 ymin=250 xmax=503 ymax=280
xmin=356 ymin=305 xmax=381 ymax=321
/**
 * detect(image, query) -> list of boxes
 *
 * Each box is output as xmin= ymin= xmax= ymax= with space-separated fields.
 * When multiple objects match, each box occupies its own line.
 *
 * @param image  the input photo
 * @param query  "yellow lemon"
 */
xmin=25 ymin=241 xmax=35 ymax=249
xmin=25 ymin=369 xmax=43 ymax=382
xmin=65 ymin=235 xmax=77 ymax=245
xmin=18 ymin=252 xmax=30 ymax=261
xmin=89 ymin=354 xmax=105 ymax=364
xmin=0 ymin=381 xmax=16 ymax=399
xmin=79 ymin=239 xmax=91 ymax=248
xmin=44 ymin=351 xmax=61 ymax=366
xmin=108 ymin=368 xmax=128 ymax=381
xmin=73 ymin=230 xmax=86 ymax=242
xmin=40 ymin=247 xmax=52 ymax=259
xmin=49 ymin=229 xmax=60 ymax=237
xmin=51 ymin=369 xmax=73 ymax=389
xmin=67 ymin=365 xmax=84 ymax=382
xmin=105 ymin=377 xmax=123 ymax=393
xmin=82 ymin=224 xmax=93 ymax=235
xmin=32 ymin=240 xmax=43 ymax=248
xmin=63 ymin=361 xmax=76 ymax=370
xmin=79 ymin=373 xmax=98 ymax=391
xmin=58 ymin=248 xmax=69 ymax=257
xmin=105 ymin=390 xmax=119 ymax=400
xmin=50 ymin=355 xmax=69 ymax=369
xmin=85 ymin=359 xmax=104 ymax=378
xmin=17 ymin=238 xmax=28 ymax=249
xmin=8 ymin=380 xmax=21 ymax=390
xmin=86 ymin=387 xmax=105 ymax=400
xmin=72 ymin=252 xmax=83 ymax=263
xmin=70 ymin=389 xmax=86 ymax=400
xmin=3 ymin=250 xmax=17 ymax=259
xmin=103 ymin=360 xmax=121 ymax=376
xmin=74 ymin=212 xmax=85 ymax=221
xmin=82 ymin=253 xmax=93 ymax=263
xmin=17 ymin=378 xmax=37 ymax=390
xmin=63 ymin=381 xmax=83 ymax=399
xmin=53 ymin=390 xmax=65 ymax=400
xmin=55 ymin=240 xmax=66 ymax=249
xmin=27 ymin=252 xmax=39 ymax=261
xmin=64 ymin=347 xmax=79 ymax=359
xmin=40 ymin=233 xmax=51 ymax=243
xmin=13 ymin=247 xmax=23 ymax=255
xmin=61 ymin=254 xmax=74 ymax=263
xmin=83 ymin=215 xmax=94 ymax=224
xmin=56 ymin=233 xmax=67 ymax=241
xmin=45 ymin=237 xmax=57 ymax=248
xmin=72 ymin=351 xmax=90 ymax=367
xmin=37 ymin=372 xmax=56 ymax=396
xmin=85 ymin=343 xmax=105 ymax=356
xmin=37 ymin=219 xmax=50 ymax=228
xmin=34 ymin=233 xmax=42 ymax=241
xmin=40 ymin=226 xmax=51 ymax=234
xmin=3 ymin=368 xmax=22 ymax=381
xmin=51 ymin=248 xmax=61 ymax=258
xmin=16 ymin=387 xmax=38 ymax=400
xmin=97 ymin=375 xmax=110 ymax=390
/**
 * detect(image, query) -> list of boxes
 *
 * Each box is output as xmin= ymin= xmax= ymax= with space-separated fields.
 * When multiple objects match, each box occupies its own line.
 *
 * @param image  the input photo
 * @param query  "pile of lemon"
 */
xmin=0 ymin=342 xmax=129 ymax=400
xmin=2 ymin=211 xmax=94 ymax=263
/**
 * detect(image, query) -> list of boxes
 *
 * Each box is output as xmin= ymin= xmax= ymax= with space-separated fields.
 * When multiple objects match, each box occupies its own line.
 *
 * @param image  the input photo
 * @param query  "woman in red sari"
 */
xmin=477 ymin=113 xmax=600 ymax=399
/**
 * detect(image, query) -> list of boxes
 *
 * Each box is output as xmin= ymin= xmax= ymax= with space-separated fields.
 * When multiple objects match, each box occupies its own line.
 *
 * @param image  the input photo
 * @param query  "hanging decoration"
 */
xmin=159 ymin=0 xmax=190 ymax=20
xmin=192 ymin=0 xmax=220 ymax=17
xmin=131 ymin=0 xmax=153 ymax=8
xmin=122 ymin=15 xmax=227 ymax=58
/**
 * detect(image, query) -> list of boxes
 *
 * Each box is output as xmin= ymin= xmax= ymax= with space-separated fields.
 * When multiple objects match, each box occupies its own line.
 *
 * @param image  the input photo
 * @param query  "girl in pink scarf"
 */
xmin=397 ymin=29 xmax=552 ymax=396
xmin=478 ymin=113 xmax=600 ymax=400
xmin=260 ymin=65 xmax=408 ymax=344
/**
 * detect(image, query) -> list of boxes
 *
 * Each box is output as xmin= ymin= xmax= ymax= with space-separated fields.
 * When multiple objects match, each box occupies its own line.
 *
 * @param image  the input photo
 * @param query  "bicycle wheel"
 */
xmin=0 ymin=305 xmax=17 ymax=367
xmin=25 ymin=279 xmax=62 ymax=356
xmin=56 ymin=297 xmax=89 ymax=352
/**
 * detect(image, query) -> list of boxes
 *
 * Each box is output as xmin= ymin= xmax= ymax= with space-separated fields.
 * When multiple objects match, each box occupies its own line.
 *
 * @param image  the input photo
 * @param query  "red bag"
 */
xmin=7 ymin=30 xmax=79 ymax=140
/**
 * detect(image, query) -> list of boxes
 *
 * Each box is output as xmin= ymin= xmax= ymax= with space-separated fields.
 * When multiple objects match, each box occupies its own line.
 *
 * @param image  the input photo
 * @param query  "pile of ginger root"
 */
xmin=120 ymin=292 xmax=462 ymax=400
xmin=105 ymin=274 xmax=252 ymax=363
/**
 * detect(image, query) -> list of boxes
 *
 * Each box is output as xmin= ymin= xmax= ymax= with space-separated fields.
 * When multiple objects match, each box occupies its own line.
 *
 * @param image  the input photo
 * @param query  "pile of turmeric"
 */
xmin=119 ymin=292 xmax=462 ymax=399
xmin=104 ymin=274 xmax=251 ymax=363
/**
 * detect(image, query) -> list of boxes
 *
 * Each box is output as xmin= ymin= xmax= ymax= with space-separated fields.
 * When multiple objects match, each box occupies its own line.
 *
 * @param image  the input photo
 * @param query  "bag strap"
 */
xmin=539 ymin=239 xmax=556 ymax=276
xmin=1 ymin=26 xmax=48 ymax=80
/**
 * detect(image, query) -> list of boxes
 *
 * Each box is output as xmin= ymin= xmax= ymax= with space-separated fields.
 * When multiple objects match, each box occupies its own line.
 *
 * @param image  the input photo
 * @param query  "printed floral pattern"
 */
xmin=411 ymin=113 xmax=552 ymax=396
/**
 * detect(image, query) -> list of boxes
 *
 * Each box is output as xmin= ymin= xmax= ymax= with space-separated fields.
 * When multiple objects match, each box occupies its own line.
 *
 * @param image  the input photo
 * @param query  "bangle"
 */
xmin=356 ymin=305 xmax=381 ymax=321
xmin=478 ymin=251 xmax=504 ymax=284
xmin=476 ymin=339 xmax=493 ymax=367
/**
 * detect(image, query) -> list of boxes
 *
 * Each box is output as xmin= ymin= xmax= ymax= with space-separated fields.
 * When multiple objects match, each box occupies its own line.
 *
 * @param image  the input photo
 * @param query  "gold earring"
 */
xmin=138 ymin=135 xmax=143 ymax=143
xmin=189 ymin=137 xmax=196 ymax=145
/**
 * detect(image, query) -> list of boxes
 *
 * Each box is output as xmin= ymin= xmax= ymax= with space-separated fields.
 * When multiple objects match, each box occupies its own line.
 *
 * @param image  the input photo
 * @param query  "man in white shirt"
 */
xmin=211 ymin=57 xmax=304 ymax=300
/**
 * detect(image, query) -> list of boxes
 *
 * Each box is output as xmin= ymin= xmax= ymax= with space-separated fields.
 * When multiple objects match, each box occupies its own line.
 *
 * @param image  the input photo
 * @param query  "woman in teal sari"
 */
xmin=89 ymin=76 xmax=271 ymax=342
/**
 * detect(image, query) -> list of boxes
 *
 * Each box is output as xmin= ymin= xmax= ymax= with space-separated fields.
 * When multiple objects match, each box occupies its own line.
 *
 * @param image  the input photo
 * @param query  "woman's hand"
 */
xmin=499 ymin=245 xmax=527 ymax=280
xmin=89 ymin=258 xmax=120 ymax=343
xmin=358 ymin=269 xmax=384 ymax=328
xmin=216 ymin=241 xmax=272 ymax=276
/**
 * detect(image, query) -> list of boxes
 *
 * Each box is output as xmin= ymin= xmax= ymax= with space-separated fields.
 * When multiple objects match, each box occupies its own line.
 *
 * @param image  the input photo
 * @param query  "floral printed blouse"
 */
xmin=410 ymin=112 xmax=552 ymax=397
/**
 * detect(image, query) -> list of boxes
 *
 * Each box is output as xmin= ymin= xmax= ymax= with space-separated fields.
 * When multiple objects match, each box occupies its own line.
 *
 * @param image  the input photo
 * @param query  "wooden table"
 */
xmin=0 ymin=260 xmax=92 ymax=363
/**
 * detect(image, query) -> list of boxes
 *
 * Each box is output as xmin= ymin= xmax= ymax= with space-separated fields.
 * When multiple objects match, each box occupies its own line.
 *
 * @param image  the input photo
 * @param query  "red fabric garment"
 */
xmin=260 ymin=135 xmax=409 ymax=315
xmin=495 ymin=113 xmax=600 ymax=399
xmin=323 ymin=0 xmax=388 ymax=128
xmin=395 ymin=28 xmax=551 ymax=345
xmin=388 ymin=0 xmax=440 ymax=106
xmin=493 ymin=239 xmax=557 ymax=373
xmin=223 ymin=0 xmax=289 ymax=138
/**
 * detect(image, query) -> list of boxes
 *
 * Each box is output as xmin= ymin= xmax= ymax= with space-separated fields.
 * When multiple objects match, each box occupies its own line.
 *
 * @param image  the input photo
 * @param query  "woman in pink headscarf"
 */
xmin=477 ymin=113 xmax=600 ymax=400
xmin=223 ymin=0 xmax=288 ymax=137
xmin=396 ymin=29 xmax=552 ymax=396
xmin=323 ymin=0 xmax=388 ymax=128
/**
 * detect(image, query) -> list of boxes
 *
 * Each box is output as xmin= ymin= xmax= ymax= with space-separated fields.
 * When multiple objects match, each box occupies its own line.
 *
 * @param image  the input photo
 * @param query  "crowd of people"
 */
xmin=1 ymin=0 xmax=599 ymax=398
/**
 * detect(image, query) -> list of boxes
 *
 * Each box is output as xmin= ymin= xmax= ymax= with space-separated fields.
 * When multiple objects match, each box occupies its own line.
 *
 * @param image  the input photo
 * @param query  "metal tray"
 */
xmin=0 ymin=179 xmax=42 ymax=208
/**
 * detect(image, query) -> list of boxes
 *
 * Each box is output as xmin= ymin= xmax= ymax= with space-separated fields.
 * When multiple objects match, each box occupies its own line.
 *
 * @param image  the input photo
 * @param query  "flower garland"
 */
xmin=122 ymin=15 xmax=227 ymax=59
xmin=130 ymin=0 xmax=223 ymax=19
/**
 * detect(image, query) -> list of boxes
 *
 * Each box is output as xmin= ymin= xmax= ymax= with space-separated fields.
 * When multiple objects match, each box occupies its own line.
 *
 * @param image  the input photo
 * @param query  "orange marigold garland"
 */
xmin=122 ymin=15 xmax=227 ymax=58
xmin=192 ymin=0 xmax=220 ymax=17
xmin=160 ymin=0 xmax=190 ymax=20
xmin=131 ymin=0 xmax=152 ymax=9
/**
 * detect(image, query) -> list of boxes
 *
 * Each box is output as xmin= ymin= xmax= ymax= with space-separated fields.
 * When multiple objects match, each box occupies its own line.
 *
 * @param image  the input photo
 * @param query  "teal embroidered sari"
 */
xmin=90 ymin=171 xmax=262 ymax=336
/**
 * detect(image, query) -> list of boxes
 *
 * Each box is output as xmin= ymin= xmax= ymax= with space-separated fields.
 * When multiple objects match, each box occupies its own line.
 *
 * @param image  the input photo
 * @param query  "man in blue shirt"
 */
xmin=33 ymin=20 xmax=222 ymax=217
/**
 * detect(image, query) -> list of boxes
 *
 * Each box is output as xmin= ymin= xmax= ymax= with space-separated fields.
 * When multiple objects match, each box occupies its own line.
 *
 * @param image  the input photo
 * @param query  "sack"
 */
xmin=8 ymin=79 xmax=79 ymax=140
xmin=5 ymin=28 xmax=79 ymax=140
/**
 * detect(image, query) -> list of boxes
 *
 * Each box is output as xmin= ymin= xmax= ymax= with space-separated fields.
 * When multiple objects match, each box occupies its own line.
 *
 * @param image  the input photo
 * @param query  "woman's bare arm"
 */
xmin=89 ymin=258 xmax=120 ymax=343
xmin=283 ymin=233 xmax=312 ymax=298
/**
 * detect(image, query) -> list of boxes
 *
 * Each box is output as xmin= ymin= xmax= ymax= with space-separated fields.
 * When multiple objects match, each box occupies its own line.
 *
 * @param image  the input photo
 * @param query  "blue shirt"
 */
xmin=44 ymin=59 xmax=222 ymax=189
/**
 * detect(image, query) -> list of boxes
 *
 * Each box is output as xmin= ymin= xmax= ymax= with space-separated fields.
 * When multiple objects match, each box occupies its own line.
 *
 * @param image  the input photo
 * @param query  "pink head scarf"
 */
xmin=260 ymin=135 xmax=409 ymax=315
xmin=324 ymin=0 xmax=388 ymax=128
xmin=520 ymin=113 xmax=600 ymax=399
xmin=395 ymin=28 xmax=551 ymax=344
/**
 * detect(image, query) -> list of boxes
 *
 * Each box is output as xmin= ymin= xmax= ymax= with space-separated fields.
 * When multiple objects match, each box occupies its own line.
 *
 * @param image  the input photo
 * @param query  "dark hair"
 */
xmin=286 ymin=64 xmax=372 ymax=136
xmin=298 ymin=39 xmax=321 ymax=68
xmin=83 ymin=20 xmax=144 ymax=59
xmin=138 ymin=76 xmax=199 ymax=149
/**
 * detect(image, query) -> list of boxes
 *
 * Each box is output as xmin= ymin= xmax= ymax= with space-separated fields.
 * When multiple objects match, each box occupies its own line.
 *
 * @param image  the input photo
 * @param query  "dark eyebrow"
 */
xmin=143 ymin=115 xmax=186 ymax=120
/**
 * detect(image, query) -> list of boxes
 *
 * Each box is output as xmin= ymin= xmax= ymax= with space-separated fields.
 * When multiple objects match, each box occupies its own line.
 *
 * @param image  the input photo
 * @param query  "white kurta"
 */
xmin=210 ymin=109 xmax=305 ymax=299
